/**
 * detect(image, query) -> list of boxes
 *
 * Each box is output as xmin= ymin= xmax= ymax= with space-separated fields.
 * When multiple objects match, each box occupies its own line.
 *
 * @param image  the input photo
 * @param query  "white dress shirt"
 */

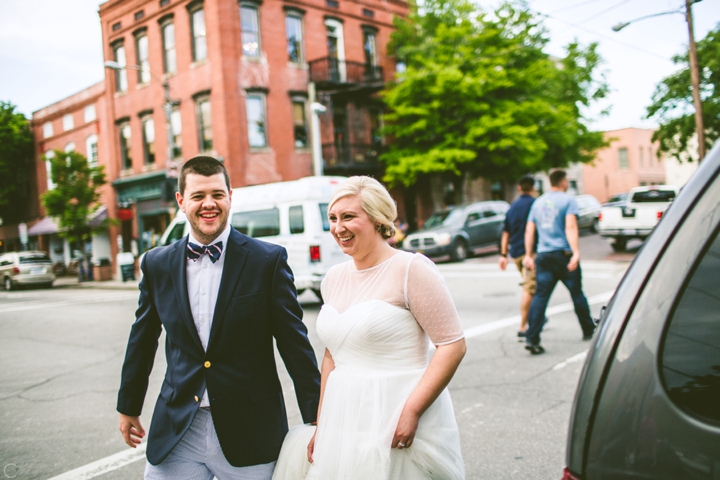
xmin=186 ymin=224 xmax=231 ymax=407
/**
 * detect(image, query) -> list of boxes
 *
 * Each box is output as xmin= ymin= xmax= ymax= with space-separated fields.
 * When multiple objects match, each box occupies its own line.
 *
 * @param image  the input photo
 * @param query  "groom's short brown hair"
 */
xmin=178 ymin=156 xmax=231 ymax=195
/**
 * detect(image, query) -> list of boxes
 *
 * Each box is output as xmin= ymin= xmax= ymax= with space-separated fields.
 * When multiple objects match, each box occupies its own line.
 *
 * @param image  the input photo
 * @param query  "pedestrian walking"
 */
xmin=522 ymin=170 xmax=595 ymax=355
xmin=498 ymin=176 xmax=538 ymax=338
xmin=116 ymin=156 xmax=321 ymax=479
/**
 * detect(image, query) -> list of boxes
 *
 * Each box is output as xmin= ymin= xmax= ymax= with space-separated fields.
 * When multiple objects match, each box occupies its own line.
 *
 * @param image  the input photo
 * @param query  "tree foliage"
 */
xmin=0 ymin=102 xmax=35 ymax=223
xmin=41 ymin=150 xmax=107 ymax=246
xmin=646 ymin=24 xmax=720 ymax=161
xmin=381 ymin=0 xmax=608 ymax=188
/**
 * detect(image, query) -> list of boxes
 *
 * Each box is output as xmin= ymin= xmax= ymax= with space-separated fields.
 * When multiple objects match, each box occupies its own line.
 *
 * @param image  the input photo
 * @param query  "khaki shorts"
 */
xmin=512 ymin=255 xmax=536 ymax=295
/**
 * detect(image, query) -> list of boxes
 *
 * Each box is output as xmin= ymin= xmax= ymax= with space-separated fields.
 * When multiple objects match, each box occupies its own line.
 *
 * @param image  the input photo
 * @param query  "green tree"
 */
xmin=381 ymin=0 xmax=607 ymax=195
xmin=41 ymin=150 xmax=107 ymax=263
xmin=0 ymin=102 xmax=35 ymax=224
xmin=646 ymin=24 xmax=720 ymax=161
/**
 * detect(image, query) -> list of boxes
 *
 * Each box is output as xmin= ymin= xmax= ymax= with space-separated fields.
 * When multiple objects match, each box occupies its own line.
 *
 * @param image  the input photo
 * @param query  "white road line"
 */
xmin=442 ymin=272 xmax=617 ymax=279
xmin=553 ymin=351 xmax=589 ymax=371
xmin=0 ymin=293 xmax=138 ymax=313
xmin=46 ymin=444 xmax=147 ymax=480
xmin=464 ymin=290 xmax=613 ymax=338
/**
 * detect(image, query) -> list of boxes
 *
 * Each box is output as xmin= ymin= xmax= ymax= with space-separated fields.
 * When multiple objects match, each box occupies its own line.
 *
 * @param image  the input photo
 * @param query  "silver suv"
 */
xmin=0 ymin=251 xmax=56 ymax=290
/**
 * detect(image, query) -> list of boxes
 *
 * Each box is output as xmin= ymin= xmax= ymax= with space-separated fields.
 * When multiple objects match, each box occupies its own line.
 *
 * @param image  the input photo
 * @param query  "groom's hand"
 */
xmin=119 ymin=414 xmax=145 ymax=448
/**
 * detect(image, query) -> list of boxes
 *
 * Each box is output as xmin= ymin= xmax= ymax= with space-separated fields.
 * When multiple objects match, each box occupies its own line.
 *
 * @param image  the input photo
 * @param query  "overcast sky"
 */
xmin=1 ymin=0 xmax=718 ymax=132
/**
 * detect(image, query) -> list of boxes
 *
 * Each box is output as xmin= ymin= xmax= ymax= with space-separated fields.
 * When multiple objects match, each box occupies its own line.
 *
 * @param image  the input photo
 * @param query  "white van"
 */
xmin=157 ymin=176 xmax=349 ymax=300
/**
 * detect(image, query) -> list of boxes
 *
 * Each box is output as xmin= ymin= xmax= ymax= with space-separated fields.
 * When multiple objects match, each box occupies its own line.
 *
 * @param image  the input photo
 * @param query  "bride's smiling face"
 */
xmin=328 ymin=195 xmax=380 ymax=259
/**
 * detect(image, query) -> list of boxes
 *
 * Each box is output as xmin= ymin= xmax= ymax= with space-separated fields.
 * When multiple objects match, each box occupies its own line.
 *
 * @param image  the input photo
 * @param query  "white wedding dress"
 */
xmin=273 ymin=252 xmax=465 ymax=480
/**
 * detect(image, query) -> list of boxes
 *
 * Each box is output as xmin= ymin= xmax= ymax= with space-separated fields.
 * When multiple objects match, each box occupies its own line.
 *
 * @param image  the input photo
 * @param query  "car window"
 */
xmin=19 ymin=253 xmax=51 ymax=264
xmin=660 ymin=225 xmax=720 ymax=424
xmin=319 ymin=203 xmax=330 ymax=232
xmin=424 ymin=209 xmax=463 ymax=229
xmin=164 ymin=221 xmax=186 ymax=246
xmin=289 ymin=205 xmax=304 ymax=234
xmin=483 ymin=210 xmax=497 ymax=218
xmin=232 ymin=208 xmax=280 ymax=238
xmin=466 ymin=213 xmax=481 ymax=223
xmin=631 ymin=190 xmax=676 ymax=203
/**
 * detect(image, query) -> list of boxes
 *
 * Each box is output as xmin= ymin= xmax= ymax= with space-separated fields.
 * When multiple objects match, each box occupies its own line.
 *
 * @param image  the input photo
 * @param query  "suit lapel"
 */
xmin=171 ymin=237 xmax=204 ymax=351
xmin=208 ymin=229 xmax=249 ymax=349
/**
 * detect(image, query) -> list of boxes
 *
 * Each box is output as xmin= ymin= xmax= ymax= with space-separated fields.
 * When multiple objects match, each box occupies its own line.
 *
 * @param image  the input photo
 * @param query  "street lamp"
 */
xmin=103 ymin=61 xmax=179 ymax=177
xmin=613 ymin=0 xmax=706 ymax=162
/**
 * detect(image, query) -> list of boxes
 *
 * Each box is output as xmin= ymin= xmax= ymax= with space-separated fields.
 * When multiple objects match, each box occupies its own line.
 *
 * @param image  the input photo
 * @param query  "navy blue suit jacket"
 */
xmin=117 ymin=228 xmax=321 ymax=467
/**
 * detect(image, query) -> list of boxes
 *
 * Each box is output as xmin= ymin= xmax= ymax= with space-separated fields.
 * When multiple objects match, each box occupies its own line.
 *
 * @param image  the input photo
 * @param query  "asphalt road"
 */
xmin=0 ymin=233 xmax=634 ymax=479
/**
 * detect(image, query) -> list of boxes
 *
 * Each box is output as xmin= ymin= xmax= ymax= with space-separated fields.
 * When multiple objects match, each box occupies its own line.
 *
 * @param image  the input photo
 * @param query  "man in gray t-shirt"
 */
xmin=521 ymin=170 xmax=595 ymax=354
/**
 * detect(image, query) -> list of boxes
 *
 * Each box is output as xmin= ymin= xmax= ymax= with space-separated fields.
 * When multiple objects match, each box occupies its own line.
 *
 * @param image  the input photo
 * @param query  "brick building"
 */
xmin=97 ymin=0 xmax=407 ymax=262
xmin=582 ymin=128 xmax=666 ymax=203
xmin=29 ymin=82 xmax=114 ymax=267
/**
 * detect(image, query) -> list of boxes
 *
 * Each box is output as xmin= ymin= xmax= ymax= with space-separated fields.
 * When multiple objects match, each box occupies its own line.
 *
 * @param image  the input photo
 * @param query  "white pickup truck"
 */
xmin=598 ymin=185 xmax=679 ymax=252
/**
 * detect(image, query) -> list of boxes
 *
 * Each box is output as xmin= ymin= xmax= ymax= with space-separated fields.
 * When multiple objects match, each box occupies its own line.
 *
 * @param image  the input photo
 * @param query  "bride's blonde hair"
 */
xmin=329 ymin=176 xmax=397 ymax=239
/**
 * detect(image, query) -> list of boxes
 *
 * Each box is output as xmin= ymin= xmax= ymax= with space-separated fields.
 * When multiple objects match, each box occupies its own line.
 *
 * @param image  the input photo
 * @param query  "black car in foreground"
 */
xmin=563 ymin=142 xmax=720 ymax=480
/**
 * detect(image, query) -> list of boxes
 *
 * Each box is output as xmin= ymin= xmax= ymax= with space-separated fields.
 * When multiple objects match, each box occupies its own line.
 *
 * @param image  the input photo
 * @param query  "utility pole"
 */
xmin=685 ymin=0 xmax=705 ymax=161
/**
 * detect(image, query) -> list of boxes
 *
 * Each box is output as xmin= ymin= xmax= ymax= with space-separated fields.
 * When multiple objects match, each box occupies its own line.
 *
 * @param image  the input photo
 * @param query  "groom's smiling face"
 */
xmin=177 ymin=172 xmax=232 ymax=245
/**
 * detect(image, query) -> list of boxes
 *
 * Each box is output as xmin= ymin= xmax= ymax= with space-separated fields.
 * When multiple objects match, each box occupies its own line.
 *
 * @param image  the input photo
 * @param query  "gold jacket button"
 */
xmin=194 ymin=395 xmax=199 ymax=402
xmin=204 ymin=361 xmax=211 ymax=368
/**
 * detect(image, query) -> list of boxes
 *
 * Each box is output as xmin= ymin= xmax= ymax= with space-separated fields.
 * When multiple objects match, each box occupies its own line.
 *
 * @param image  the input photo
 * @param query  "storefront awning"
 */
xmin=88 ymin=205 xmax=108 ymax=228
xmin=27 ymin=217 xmax=59 ymax=236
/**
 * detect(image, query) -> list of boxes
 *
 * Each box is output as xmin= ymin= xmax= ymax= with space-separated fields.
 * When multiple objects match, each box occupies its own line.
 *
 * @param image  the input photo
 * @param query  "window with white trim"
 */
xmin=113 ymin=43 xmax=128 ymax=92
xmin=190 ymin=6 xmax=207 ymax=62
xmin=171 ymin=106 xmax=182 ymax=158
xmin=64 ymin=142 xmax=75 ymax=153
xmin=162 ymin=21 xmax=177 ymax=74
xmin=246 ymin=94 xmax=266 ymax=148
xmin=119 ymin=122 xmax=132 ymax=170
xmin=136 ymin=33 xmax=151 ymax=84
xmin=286 ymin=14 xmax=303 ymax=64
xmin=45 ymin=150 xmax=56 ymax=190
xmin=63 ymin=114 xmax=74 ymax=131
xmin=195 ymin=96 xmax=213 ymax=151
xmin=84 ymin=104 xmax=96 ymax=123
xmin=86 ymin=134 xmax=99 ymax=165
xmin=241 ymin=4 xmax=260 ymax=58
xmin=43 ymin=122 xmax=53 ymax=138
xmin=141 ymin=115 xmax=155 ymax=164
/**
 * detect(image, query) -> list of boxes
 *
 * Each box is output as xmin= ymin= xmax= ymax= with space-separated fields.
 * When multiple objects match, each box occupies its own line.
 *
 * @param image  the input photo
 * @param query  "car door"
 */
xmin=582 ymin=169 xmax=720 ymax=479
xmin=478 ymin=207 xmax=503 ymax=246
xmin=463 ymin=211 xmax=483 ymax=248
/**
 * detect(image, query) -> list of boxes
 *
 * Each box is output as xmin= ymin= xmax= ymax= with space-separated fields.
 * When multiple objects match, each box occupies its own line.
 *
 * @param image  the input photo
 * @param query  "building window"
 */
xmin=112 ymin=22 xmax=121 ymax=31
xmin=43 ymin=121 xmax=53 ymax=138
xmin=113 ymin=43 xmax=128 ymax=92
xmin=64 ymin=142 xmax=75 ymax=153
xmin=190 ymin=7 xmax=207 ymax=62
xmin=84 ymin=104 xmax=96 ymax=123
xmin=63 ymin=114 xmax=74 ymax=131
xmin=618 ymin=147 xmax=629 ymax=169
xmin=86 ymin=134 xmax=99 ymax=165
xmin=363 ymin=30 xmax=377 ymax=67
xmin=292 ymin=99 xmax=307 ymax=148
xmin=362 ymin=8 xmax=374 ymax=18
xmin=160 ymin=0 xmax=170 ymax=6
xmin=141 ymin=115 xmax=155 ymax=164
xmin=119 ymin=122 xmax=132 ymax=170
xmin=45 ymin=150 xmax=56 ymax=190
xmin=134 ymin=10 xmax=144 ymax=21
xmin=161 ymin=21 xmax=177 ymax=74
xmin=369 ymin=108 xmax=382 ymax=146
xmin=195 ymin=96 xmax=212 ymax=152
xmin=246 ymin=94 xmax=266 ymax=148
xmin=171 ymin=106 xmax=182 ymax=158
xmin=241 ymin=4 xmax=260 ymax=58
xmin=136 ymin=33 xmax=150 ymax=84
xmin=285 ymin=14 xmax=303 ymax=64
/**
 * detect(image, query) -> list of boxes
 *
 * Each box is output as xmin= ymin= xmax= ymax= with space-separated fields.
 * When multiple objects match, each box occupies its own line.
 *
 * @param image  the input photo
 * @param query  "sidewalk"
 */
xmin=54 ymin=275 xmax=140 ymax=291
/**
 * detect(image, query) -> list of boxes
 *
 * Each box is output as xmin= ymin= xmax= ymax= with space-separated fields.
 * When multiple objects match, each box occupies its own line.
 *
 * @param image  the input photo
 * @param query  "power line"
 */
xmin=549 ymin=0 xmax=606 ymax=15
xmin=576 ymin=0 xmax=633 ymax=25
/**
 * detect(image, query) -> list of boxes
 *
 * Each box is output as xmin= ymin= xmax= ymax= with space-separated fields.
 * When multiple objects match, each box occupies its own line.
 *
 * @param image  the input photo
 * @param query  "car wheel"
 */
xmin=450 ymin=239 xmax=468 ymax=262
xmin=4 ymin=277 xmax=13 ymax=291
xmin=611 ymin=238 xmax=627 ymax=252
xmin=311 ymin=288 xmax=324 ymax=304
xmin=591 ymin=218 xmax=599 ymax=233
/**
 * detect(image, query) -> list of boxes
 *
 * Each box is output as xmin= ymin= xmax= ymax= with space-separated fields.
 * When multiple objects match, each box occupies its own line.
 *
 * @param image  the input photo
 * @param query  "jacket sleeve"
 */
xmin=269 ymin=248 xmax=321 ymax=424
xmin=117 ymin=253 xmax=163 ymax=417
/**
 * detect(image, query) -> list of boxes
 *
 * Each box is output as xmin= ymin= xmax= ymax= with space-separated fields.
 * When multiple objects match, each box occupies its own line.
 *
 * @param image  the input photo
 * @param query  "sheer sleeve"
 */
xmin=405 ymin=254 xmax=465 ymax=345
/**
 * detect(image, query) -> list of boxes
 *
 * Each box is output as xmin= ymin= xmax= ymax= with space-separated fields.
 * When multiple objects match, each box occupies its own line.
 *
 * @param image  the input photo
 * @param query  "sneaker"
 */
xmin=583 ymin=328 xmax=596 ymax=341
xmin=525 ymin=343 xmax=545 ymax=355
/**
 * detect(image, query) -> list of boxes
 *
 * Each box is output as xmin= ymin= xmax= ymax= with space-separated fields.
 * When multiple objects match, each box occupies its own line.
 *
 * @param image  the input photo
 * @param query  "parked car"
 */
xmin=597 ymin=185 xmax=679 ymax=251
xmin=563 ymin=143 xmax=720 ymax=480
xmin=602 ymin=192 xmax=628 ymax=208
xmin=574 ymin=194 xmax=601 ymax=232
xmin=402 ymin=201 xmax=509 ymax=262
xmin=0 ymin=251 xmax=56 ymax=290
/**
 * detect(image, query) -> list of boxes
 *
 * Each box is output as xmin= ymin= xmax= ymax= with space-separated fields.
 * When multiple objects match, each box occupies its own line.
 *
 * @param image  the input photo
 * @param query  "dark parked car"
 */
xmin=402 ymin=201 xmax=509 ymax=261
xmin=563 ymin=143 xmax=720 ymax=479
xmin=574 ymin=194 xmax=601 ymax=232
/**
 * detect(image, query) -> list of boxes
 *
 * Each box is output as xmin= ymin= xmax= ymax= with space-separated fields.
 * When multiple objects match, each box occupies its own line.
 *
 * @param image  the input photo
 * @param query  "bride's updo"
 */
xmin=329 ymin=176 xmax=397 ymax=240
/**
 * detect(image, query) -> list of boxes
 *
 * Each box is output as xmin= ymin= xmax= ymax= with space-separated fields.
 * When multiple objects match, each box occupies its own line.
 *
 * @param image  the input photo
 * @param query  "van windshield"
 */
xmin=232 ymin=208 xmax=280 ymax=237
xmin=631 ymin=190 xmax=676 ymax=203
xmin=319 ymin=203 xmax=330 ymax=231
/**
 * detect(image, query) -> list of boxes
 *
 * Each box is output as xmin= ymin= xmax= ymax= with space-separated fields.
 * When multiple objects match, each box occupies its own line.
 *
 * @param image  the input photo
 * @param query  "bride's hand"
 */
xmin=307 ymin=430 xmax=317 ymax=463
xmin=392 ymin=408 xmax=420 ymax=449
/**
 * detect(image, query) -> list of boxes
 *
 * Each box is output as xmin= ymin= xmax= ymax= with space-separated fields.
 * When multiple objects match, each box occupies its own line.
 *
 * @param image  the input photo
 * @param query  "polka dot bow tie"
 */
xmin=186 ymin=241 xmax=224 ymax=263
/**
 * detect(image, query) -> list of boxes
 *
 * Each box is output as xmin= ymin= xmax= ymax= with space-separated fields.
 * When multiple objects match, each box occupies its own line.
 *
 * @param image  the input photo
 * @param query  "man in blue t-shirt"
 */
xmin=522 ymin=170 xmax=595 ymax=354
xmin=499 ymin=176 xmax=537 ymax=337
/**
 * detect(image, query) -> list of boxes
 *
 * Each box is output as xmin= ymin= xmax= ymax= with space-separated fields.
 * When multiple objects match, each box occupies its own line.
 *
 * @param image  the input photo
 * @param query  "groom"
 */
xmin=117 ymin=156 xmax=321 ymax=479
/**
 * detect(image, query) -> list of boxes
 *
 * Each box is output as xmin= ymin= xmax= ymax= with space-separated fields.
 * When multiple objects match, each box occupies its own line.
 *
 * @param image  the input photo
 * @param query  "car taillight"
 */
xmin=598 ymin=212 xmax=603 ymax=221
xmin=12 ymin=267 xmax=20 ymax=274
xmin=309 ymin=245 xmax=321 ymax=263
xmin=561 ymin=467 xmax=582 ymax=480
xmin=657 ymin=211 xmax=663 ymax=220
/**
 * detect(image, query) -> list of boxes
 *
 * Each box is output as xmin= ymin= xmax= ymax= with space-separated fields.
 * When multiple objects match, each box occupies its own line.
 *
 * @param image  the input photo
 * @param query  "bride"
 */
xmin=274 ymin=176 xmax=466 ymax=479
